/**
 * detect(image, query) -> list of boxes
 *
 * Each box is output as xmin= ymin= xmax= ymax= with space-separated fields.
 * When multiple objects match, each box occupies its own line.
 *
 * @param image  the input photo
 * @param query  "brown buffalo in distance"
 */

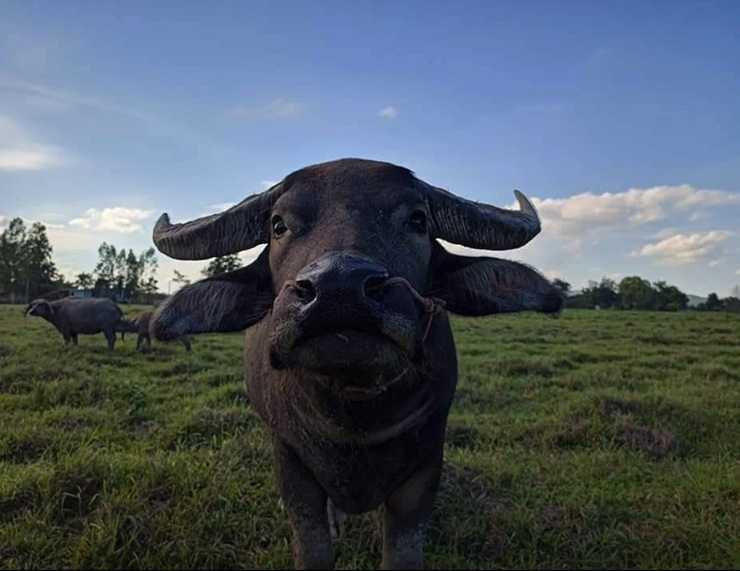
xmin=150 ymin=158 xmax=563 ymax=569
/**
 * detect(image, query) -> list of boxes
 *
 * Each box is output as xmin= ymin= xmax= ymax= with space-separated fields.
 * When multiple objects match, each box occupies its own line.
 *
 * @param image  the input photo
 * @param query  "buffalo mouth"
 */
xmin=269 ymin=316 xmax=417 ymax=376
xmin=294 ymin=328 xmax=403 ymax=371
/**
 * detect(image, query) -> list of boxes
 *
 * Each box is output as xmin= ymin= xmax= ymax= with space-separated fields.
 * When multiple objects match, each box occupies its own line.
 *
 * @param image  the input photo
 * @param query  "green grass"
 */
xmin=1 ymin=304 xmax=739 ymax=569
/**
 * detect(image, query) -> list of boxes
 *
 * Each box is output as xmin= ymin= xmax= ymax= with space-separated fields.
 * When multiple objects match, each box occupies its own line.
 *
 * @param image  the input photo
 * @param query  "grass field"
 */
xmin=0 ymin=303 xmax=738 ymax=570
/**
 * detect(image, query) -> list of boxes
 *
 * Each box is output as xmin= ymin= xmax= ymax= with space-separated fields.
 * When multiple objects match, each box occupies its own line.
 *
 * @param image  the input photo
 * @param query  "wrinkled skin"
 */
xmin=25 ymin=296 xmax=126 ymax=350
xmin=151 ymin=158 xmax=563 ymax=569
xmin=119 ymin=310 xmax=192 ymax=352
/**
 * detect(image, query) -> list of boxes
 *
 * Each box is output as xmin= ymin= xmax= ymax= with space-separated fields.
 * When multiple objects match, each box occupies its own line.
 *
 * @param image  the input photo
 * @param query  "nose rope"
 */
xmin=368 ymin=276 xmax=446 ymax=340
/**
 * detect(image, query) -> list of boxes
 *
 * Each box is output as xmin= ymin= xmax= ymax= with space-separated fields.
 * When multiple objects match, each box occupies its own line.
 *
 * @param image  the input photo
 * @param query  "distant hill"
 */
xmin=686 ymin=294 xmax=707 ymax=307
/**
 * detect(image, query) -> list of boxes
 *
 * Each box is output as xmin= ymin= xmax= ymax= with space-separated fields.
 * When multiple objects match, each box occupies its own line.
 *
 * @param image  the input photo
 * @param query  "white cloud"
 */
xmin=735 ymin=268 xmax=740 ymax=276
xmin=0 ymin=112 xmax=69 ymax=171
xmin=0 ymin=146 xmax=67 ymax=171
xmin=630 ymin=231 xmax=733 ymax=266
xmin=69 ymin=207 xmax=154 ymax=234
xmin=231 ymin=99 xmax=305 ymax=120
xmin=541 ymin=269 xmax=563 ymax=281
xmin=262 ymin=180 xmax=279 ymax=189
xmin=689 ymin=211 xmax=711 ymax=222
xmin=529 ymin=184 xmax=740 ymax=241
xmin=208 ymin=202 xmax=236 ymax=212
xmin=378 ymin=105 xmax=398 ymax=119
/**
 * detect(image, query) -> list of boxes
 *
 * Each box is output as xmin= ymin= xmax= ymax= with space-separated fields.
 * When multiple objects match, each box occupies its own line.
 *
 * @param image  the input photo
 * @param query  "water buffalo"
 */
xmin=25 ymin=296 xmax=126 ymax=350
xmin=150 ymin=158 xmax=562 ymax=569
xmin=120 ymin=309 xmax=192 ymax=352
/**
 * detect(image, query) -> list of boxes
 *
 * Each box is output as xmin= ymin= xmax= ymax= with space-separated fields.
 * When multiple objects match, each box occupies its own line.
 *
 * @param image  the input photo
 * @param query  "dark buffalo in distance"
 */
xmin=119 ymin=309 xmax=192 ymax=352
xmin=150 ymin=158 xmax=563 ymax=569
xmin=25 ymin=296 xmax=126 ymax=350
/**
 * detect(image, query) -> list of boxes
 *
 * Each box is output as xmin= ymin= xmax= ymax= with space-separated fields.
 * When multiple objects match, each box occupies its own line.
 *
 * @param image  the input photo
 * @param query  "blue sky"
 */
xmin=1 ymin=0 xmax=739 ymax=296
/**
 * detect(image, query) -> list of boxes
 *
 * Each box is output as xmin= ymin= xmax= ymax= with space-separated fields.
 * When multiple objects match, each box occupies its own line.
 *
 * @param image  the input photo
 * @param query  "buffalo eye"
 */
xmin=407 ymin=210 xmax=428 ymax=233
xmin=272 ymin=215 xmax=288 ymax=238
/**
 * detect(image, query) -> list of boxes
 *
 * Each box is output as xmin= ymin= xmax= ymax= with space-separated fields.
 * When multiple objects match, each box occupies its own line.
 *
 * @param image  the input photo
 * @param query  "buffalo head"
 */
xmin=150 ymin=158 xmax=562 ymax=568
xmin=24 ymin=299 xmax=54 ymax=319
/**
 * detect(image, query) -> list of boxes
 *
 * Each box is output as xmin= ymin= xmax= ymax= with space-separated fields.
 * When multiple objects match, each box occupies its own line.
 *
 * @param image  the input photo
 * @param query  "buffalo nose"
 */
xmin=292 ymin=253 xmax=389 ymax=308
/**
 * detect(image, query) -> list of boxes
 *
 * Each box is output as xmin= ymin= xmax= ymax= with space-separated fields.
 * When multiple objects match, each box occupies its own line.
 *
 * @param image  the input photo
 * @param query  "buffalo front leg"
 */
xmin=382 ymin=446 xmax=444 ymax=570
xmin=181 ymin=336 xmax=192 ymax=352
xmin=273 ymin=438 xmax=334 ymax=570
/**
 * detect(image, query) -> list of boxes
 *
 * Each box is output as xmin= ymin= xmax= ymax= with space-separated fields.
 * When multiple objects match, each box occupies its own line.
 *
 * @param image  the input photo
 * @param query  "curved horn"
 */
xmin=426 ymin=185 xmax=541 ymax=250
xmin=152 ymin=183 xmax=285 ymax=260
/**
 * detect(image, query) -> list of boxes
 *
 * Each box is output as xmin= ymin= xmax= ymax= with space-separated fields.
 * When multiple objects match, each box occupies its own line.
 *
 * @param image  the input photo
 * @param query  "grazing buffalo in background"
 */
xmin=25 ymin=296 xmax=126 ymax=350
xmin=151 ymin=158 xmax=563 ymax=569
xmin=120 ymin=309 xmax=192 ymax=352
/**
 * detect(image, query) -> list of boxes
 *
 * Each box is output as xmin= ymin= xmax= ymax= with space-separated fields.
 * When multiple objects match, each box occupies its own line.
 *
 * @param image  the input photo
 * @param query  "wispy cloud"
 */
xmin=69 ymin=206 xmax=154 ymax=234
xmin=1 ymin=74 xmax=147 ymax=120
xmin=378 ymin=105 xmax=397 ymax=119
xmin=230 ymin=98 xmax=305 ymax=120
xmin=0 ymin=146 xmax=66 ymax=171
xmin=630 ymin=230 xmax=733 ymax=266
xmin=0 ymin=111 xmax=69 ymax=171
xmin=0 ymin=74 xmax=220 ymax=150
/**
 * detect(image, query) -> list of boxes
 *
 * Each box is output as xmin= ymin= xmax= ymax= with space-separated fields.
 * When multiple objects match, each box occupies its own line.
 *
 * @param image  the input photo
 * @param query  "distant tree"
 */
xmin=704 ymin=292 xmax=723 ymax=311
xmin=582 ymin=277 xmax=618 ymax=309
xmin=552 ymin=278 xmax=571 ymax=295
xmin=618 ymin=276 xmax=654 ymax=310
xmin=23 ymin=222 xmax=59 ymax=297
xmin=723 ymin=296 xmax=740 ymax=313
xmin=202 ymin=254 xmax=241 ymax=278
xmin=0 ymin=218 xmax=27 ymax=301
xmin=93 ymin=242 xmax=158 ymax=299
xmin=74 ymin=272 xmax=95 ymax=289
xmin=121 ymin=247 xmax=158 ymax=298
xmin=172 ymin=269 xmax=191 ymax=287
xmin=140 ymin=275 xmax=159 ymax=303
xmin=94 ymin=242 xmax=117 ymax=292
xmin=0 ymin=218 xmax=58 ymax=301
xmin=652 ymin=280 xmax=688 ymax=311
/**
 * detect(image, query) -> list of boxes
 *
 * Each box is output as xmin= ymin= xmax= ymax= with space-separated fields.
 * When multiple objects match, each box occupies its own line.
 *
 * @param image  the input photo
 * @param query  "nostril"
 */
xmin=294 ymin=279 xmax=317 ymax=303
xmin=363 ymin=275 xmax=388 ymax=302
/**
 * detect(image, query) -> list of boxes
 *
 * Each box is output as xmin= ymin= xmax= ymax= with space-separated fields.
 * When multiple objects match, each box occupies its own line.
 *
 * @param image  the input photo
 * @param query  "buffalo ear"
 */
xmin=428 ymin=242 xmax=563 ymax=316
xmin=151 ymin=248 xmax=274 ymax=341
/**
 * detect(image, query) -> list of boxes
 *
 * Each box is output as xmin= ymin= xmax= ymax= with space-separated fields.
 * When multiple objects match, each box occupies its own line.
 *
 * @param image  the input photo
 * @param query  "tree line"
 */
xmin=556 ymin=277 xmax=740 ymax=313
xmin=0 ymin=217 xmax=160 ymax=303
xmin=1 ymin=216 xmax=738 ymax=311
xmin=74 ymin=242 xmax=159 ymax=302
xmin=0 ymin=216 xmax=245 ymax=303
